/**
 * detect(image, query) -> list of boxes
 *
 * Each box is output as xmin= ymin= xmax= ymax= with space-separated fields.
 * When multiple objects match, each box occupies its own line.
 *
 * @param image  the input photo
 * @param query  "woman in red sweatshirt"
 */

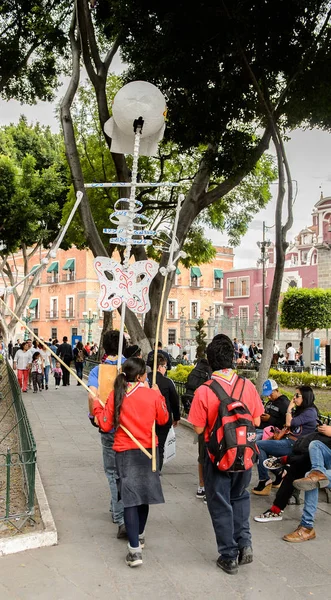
xmin=93 ymin=357 xmax=169 ymax=568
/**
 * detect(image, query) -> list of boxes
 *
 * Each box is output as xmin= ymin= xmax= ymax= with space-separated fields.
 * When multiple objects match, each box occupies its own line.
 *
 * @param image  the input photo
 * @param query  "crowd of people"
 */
xmin=233 ymin=337 xmax=304 ymax=371
xmin=83 ymin=331 xmax=331 ymax=573
xmin=4 ymin=329 xmax=330 ymax=573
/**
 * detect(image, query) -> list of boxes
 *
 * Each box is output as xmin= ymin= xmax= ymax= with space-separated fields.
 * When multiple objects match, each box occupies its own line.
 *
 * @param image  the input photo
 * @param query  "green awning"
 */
xmin=214 ymin=269 xmax=224 ymax=279
xmin=46 ymin=261 xmax=58 ymax=273
xmin=29 ymin=299 xmax=38 ymax=309
xmin=176 ymin=267 xmax=181 ymax=275
xmin=63 ymin=258 xmax=75 ymax=271
xmin=30 ymin=264 xmax=40 ymax=275
xmin=191 ymin=266 xmax=202 ymax=278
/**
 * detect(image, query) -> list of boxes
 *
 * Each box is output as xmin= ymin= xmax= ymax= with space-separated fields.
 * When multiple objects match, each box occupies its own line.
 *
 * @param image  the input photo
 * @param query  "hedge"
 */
xmin=168 ymin=365 xmax=331 ymax=389
xmin=269 ymin=369 xmax=331 ymax=389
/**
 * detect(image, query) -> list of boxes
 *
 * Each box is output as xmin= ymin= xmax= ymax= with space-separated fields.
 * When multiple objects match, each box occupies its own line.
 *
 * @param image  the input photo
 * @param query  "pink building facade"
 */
xmin=222 ymin=194 xmax=331 ymax=327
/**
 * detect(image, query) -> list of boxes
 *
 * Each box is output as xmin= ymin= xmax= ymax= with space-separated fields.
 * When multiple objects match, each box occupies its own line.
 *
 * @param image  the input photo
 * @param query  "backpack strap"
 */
xmin=204 ymin=376 xmax=245 ymax=403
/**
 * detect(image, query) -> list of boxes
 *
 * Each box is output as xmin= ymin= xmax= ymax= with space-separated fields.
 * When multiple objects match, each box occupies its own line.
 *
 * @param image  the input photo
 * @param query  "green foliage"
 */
xmin=0 ymin=117 xmax=69 ymax=254
xmin=280 ymin=288 xmax=331 ymax=336
xmin=0 ymin=1 xmax=70 ymax=103
xmin=195 ymin=318 xmax=207 ymax=360
xmin=167 ymin=364 xmax=194 ymax=382
xmin=269 ymin=369 xmax=331 ymax=389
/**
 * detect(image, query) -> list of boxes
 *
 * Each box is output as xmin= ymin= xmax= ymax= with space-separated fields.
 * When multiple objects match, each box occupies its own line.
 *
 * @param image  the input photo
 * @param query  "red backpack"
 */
xmin=205 ymin=377 xmax=258 ymax=472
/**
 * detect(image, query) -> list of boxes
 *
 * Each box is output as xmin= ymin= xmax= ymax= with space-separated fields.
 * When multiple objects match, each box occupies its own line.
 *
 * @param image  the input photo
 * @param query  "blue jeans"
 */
xmin=75 ymin=361 xmax=83 ymax=381
xmin=256 ymin=438 xmax=295 ymax=480
xmin=204 ymin=456 xmax=252 ymax=560
xmin=43 ymin=365 xmax=50 ymax=386
xmin=255 ymin=429 xmax=264 ymax=441
xmin=101 ymin=431 xmax=124 ymax=525
xmin=301 ymin=441 xmax=331 ymax=529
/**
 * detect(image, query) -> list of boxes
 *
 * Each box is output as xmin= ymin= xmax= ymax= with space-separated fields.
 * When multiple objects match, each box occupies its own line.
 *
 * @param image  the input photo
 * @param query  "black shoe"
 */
xmin=117 ymin=524 xmax=128 ymax=539
xmin=45 ymin=385 xmax=48 ymax=390
xmin=216 ymin=557 xmax=238 ymax=575
xmin=238 ymin=546 xmax=253 ymax=565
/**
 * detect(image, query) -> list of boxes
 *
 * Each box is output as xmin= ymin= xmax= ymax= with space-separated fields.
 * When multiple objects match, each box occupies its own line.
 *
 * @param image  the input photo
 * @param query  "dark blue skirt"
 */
xmin=116 ymin=448 xmax=165 ymax=508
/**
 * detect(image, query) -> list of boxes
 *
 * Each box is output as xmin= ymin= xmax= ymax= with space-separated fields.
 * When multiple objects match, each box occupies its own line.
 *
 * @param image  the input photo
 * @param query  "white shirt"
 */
xmin=14 ymin=350 xmax=31 ymax=370
xmin=287 ymin=346 xmax=296 ymax=361
xmin=39 ymin=348 xmax=51 ymax=367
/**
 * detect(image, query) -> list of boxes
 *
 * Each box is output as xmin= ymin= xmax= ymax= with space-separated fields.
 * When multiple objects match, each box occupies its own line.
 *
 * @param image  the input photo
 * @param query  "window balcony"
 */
xmin=47 ymin=274 xmax=59 ymax=284
xmin=62 ymin=271 xmax=75 ymax=282
xmin=61 ymin=310 xmax=75 ymax=319
xmin=45 ymin=311 xmax=58 ymax=319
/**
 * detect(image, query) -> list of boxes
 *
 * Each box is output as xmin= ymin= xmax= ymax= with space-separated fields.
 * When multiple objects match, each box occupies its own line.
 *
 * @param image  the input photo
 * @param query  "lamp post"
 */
xmin=82 ymin=309 xmax=98 ymax=343
xmin=257 ymin=221 xmax=271 ymax=344
xmin=22 ymin=309 xmax=33 ymax=341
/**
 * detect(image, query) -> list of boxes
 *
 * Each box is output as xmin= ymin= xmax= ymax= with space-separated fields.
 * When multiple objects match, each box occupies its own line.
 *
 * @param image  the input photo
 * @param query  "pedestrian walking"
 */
xmin=31 ymin=351 xmax=44 ymax=392
xmin=13 ymin=342 xmax=31 ymax=392
xmin=73 ymin=341 xmax=88 ymax=384
xmin=56 ymin=336 xmax=73 ymax=386
xmin=38 ymin=342 xmax=51 ymax=390
xmin=53 ymin=362 xmax=63 ymax=389
xmin=93 ymin=357 xmax=169 ymax=567
xmin=188 ymin=334 xmax=264 ymax=575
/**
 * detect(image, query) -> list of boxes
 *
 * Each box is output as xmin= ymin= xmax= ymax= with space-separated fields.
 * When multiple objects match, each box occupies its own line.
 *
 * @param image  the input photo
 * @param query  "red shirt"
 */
xmin=188 ymin=369 xmax=264 ymax=442
xmin=93 ymin=382 xmax=169 ymax=452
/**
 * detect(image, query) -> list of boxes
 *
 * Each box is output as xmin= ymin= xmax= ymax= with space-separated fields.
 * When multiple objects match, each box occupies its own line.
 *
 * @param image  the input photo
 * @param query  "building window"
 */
xmin=239 ymin=277 xmax=249 ymax=296
xmin=167 ymin=299 xmax=178 ymax=319
xmin=46 ymin=261 xmax=59 ymax=283
xmin=190 ymin=301 xmax=200 ymax=319
xmin=51 ymin=328 xmax=57 ymax=340
xmin=63 ymin=296 xmax=74 ymax=318
xmin=239 ymin=306 xmax=249 ymax=322
xmin=49 ymin=297 xmax=58 ymax=319
xmin=33 ymin=328 xmax=38 ymax=337
xmin=227 ymin=279 xmax=236 ymax=297
xmin=62 ymin=258 xmax=76 ymax=281
xmin=214 ymin=303 xmax=223 ymax=318
xmin=29 ymin=298 xmax=39 ymax=319
xmin=214 ymin=269 xmax=223 ymax=289
xmin=168 ymin=329 xmax=177 ymax=345
xmin=190 ymin=266 xmax=202 ymax=287
xmin=72 ymin=327 xmax=78 ymax=337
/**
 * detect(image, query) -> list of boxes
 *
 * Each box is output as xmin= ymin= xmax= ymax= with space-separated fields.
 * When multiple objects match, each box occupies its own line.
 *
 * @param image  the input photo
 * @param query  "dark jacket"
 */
xmin=263 ymin=394 xmax=290 ymax=429
xmin=56 ymin=342 xmax=73 ymax=361
xmin=148 ymin=371 xmax=180 ymax=425
xmin=147 ymin=349 xmax=172 ymax=371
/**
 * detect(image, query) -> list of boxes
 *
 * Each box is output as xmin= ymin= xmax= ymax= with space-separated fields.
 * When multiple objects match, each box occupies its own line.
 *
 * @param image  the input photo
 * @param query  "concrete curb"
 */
xmin=0 ymin=467 xmax=57 ymax=556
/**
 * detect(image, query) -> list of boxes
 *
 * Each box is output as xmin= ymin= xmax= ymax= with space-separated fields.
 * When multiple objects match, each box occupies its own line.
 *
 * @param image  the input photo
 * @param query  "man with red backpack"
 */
xmin=188 ymin=334 xmax=264 ymax=575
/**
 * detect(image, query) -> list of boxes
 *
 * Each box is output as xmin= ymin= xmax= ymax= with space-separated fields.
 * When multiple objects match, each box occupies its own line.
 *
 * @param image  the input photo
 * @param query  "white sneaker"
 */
xmin=55 ymin=386 xmax=58 ymax=389
xmin=254 ymin=510 xmax=283 ymax=523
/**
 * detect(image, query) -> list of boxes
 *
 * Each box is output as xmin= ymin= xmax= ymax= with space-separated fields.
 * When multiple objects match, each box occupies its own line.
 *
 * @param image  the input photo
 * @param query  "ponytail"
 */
xmin=113 ymin=373 xmax=127 ymax=429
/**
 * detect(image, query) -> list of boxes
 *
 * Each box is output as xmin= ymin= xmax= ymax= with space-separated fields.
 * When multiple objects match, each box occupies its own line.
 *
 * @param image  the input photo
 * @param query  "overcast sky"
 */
xmin=1 ymin=57 xmax=330 ymax=270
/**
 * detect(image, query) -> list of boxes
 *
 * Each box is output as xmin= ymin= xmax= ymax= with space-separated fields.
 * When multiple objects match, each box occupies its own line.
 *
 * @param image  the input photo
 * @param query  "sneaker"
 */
xmin=216 ymin=556 xmax=238 ymax=575
xmin=238 ymin=546 xmax=253 ymax=565
xmin=263 ymin=457 xmax=283 ymax=471
xmin=251 ymin=479 xmax=272 ymax=496
xmin=196 ymin=486 xmax=205 ymax=498
xmin=117 ymin=524 xmax=128 ymax=539
xmin=125 ymin=550 xmax=143 ymax=567
xmin=45 ymin=385 xmax=48 ymax=390
xmin=203 ymin=495 xmax=207 ymax=505
xmin=254 ymin=510 xmax=283 ymax=523
xmin=55 ymin=386 xmax=59 ymax=390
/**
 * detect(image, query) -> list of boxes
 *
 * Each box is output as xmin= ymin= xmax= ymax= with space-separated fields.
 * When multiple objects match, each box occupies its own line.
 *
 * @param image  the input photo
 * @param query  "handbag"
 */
xmin=262 ymin=425 xmax=276 ymax=440
xmin=273 ymin=427 xmax=290 ymax=440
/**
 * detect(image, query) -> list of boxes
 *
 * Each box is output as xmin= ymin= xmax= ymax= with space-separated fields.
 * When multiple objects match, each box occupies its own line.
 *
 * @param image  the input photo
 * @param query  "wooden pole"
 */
xmin=0 ymin=297 xmax=94 ymax=397
xmin=151 ymin=420 xmax=156 ymax=472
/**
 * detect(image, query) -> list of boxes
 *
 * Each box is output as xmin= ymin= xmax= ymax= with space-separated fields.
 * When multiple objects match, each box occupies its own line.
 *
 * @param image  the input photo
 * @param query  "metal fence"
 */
xmin=0 ymin=361 xmax=36 ymax=531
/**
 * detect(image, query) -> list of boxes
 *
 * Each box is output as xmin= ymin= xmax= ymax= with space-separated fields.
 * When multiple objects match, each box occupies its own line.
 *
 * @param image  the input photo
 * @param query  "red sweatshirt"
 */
xmin=93 ymin=382 xmax=169 ymax=452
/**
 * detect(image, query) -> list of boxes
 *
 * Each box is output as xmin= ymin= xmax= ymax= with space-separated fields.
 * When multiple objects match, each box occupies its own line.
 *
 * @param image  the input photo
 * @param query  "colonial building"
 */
xmin=223 ymin=194 xmax=331 ymax=333
xmin=4 ymin=245 xmax=234 ymax=346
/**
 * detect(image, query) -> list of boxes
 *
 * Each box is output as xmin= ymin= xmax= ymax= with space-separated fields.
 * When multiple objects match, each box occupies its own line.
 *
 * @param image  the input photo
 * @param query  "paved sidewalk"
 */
xmin=0 ymin=382 xmax=330 ymax=599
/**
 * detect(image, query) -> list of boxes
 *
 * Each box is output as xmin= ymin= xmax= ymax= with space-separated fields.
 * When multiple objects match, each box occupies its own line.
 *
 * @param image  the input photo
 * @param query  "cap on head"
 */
xmin=262 ymin=378 xmax=278 ymax=396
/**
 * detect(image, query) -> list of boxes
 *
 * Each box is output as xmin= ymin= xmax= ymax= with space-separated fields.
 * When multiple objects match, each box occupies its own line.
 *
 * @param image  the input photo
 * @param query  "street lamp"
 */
xmin=22 ymin=308 xmax=33 ymax=341
xmin=257 ymin=221 xmax=271 ymax=343
xmin=82 ymin=309 xmax=98 ymax=343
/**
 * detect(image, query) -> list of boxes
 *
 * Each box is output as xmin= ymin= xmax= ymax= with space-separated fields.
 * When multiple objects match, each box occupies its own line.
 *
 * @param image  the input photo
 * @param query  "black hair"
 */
xmin=123 ymin=345 xmax=141 ymax=359
xmin=63 ymin=336 xmax=68 ymax=342
xmin=207 ymin=334 xmax=234 ymax=371
xmin=157 ymin=341 xmax=162 ymax=348
xmin=113 ymin=357 xmax=146 ymax=428
xmin=103 ymin=330 xmax=127 ymax=356
xmin=295 ymin=385 xmax=318 ymax=415
xmin=76 ymin=341 xmax=83 ymax=350
xmin=32 ymin=351 xmax=40 ymax=361
xmin=156 ymin=353 xmax=167 ymax=368
xmin=20 ymin=342 xmax=28 ymax=350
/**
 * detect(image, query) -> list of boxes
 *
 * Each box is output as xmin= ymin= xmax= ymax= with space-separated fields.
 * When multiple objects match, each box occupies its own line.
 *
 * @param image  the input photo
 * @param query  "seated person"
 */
xmin=254 ymin=424 xmax=331 ymax=526
xmin=256 ymin=379 xmax=289 ymax=441
xmin=236 ymin=349 xmax=247 ymax=366
xmin=252 ymin=386 xmax=318 ymax=495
